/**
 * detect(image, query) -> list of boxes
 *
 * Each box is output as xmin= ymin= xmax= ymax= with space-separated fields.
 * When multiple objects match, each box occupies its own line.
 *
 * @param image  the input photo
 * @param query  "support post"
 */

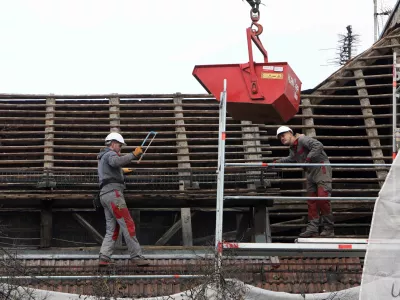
xmin=109 ymin=94 xmax=120 ymax=132
xmin=215 ymin=80 xmax=227 ymax=281
xmin=39 ymin=97 xmax=55 ymax=248
xmin=173 ymin=94 xmax=193 ymax=246
xmin=393 ymin=51 xmax=398 ymax=160
xmin=374 ymin=0 xmax=378 ymax=42
xmin=40 ymin=200 xmax=52 ymax=248
xmin=241 ymin=120 xmax=278 ymax=264
xmin=44 ymin=97 xmax=55 ymax=170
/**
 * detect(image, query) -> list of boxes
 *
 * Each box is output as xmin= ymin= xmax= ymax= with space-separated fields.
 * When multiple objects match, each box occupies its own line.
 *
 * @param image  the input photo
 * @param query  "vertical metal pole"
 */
xmin=393 ymin=52 xmax=398 ymax=160
xmin=215 ymin=79 xmax=227 ymax=298
xmin=373 ymin=0 xmax=378 ymax=42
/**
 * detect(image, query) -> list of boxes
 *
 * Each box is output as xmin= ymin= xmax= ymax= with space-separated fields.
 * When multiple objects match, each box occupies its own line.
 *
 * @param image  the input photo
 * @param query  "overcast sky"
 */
xmin=0 ymin=0 xmax=397 ymax=95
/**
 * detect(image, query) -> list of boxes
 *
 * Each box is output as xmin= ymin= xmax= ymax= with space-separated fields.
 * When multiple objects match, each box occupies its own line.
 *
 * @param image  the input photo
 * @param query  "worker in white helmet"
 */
xmin=275 ymin=126 xmax=334 ymax=238
xmin=97 ymin=132 xmax=149 ymax=266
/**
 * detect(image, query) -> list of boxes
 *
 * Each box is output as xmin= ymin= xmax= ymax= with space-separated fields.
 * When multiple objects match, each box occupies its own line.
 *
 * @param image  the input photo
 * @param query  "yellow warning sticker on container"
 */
xmin=261 ymin=72 xmax=283 ymax=79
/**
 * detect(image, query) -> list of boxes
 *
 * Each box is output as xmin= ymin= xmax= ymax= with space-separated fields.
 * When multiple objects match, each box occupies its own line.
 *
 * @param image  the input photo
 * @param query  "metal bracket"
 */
xmin=254 ymin=170 xmax=271 ymax=191
xmin=183 ymin=180 xmax=200 ymax=190
xmin=36 ymin=171 xmax=56 ymax=189
xmin=36 ymin=180 xmax=56 ymax=189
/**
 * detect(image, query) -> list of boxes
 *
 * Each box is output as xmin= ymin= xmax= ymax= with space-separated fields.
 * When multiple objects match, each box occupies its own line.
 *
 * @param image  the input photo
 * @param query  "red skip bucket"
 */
xmin=192 ymin=27 xmax=302 ymax=124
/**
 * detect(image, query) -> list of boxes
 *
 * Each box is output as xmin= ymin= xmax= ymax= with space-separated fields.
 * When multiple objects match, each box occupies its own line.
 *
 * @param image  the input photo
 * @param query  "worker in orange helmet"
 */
xmin=97 ymin=132 xmax=150 ymax=266
xmin=275 ymin=126 xmax=334 ymax=238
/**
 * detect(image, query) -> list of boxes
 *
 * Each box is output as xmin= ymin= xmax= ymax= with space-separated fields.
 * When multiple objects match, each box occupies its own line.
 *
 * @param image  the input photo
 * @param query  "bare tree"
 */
xmin=333 ymin=25 xmax=360 ymax=66
xmin=0 ymin=221 xmax=50 ymax=300
xmin=0 ymin=247 xmax=52 ymax=300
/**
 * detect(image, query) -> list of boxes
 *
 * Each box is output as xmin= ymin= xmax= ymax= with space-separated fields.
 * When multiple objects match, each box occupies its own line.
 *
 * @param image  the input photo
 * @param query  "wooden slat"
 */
xmin=2 ymin=113 xmax=399 ymax=121
xmin=354 ymin=68 xmax=388 ymax=185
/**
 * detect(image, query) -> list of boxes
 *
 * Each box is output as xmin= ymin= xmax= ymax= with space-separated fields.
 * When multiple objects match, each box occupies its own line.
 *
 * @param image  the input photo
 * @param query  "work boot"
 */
xmin=320 ymin=227 xmax=335 ymax=237
xmin=320 ymin=214 xmax=334 ymax=237
xmin=98 ymin=255 xmax=115 ymax=267
xmin=130 ymin=255 xmax=150 ymax=267
xmin=299 ymin=219 xmax=319 ymax=238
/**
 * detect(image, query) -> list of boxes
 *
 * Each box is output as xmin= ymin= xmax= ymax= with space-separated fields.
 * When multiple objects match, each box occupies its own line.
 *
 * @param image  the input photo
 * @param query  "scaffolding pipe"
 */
xmin=374 ymin=0 xmax=378 ymax=42
xmin=394 ymin=51 xmax=398 ymax=160
xmin=225 ymin=163 xmax=392 ymax=167
xmin=224 ymin=196 xmax=376 ymax=201
xmin=223 ymin=242 xmax=400 ymax=251
xmin=0 ymin=275 xmax=202 ymax=281
xmin=222 ymin=242 xmax=367 ymax=251
xmin=215 ymin=79 xmax=227 ymax=285
xmin=296 ymin=238 xmax=368 ymax=244
xmin=2 ymin=254 xmax=273 ymax=260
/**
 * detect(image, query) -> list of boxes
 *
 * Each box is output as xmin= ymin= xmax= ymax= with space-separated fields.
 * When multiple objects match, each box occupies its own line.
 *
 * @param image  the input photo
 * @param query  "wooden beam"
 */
xmin=155 ymin=212 xmax=196 ymax=246
xmin=301 ymin=98 xmax=316 ymax=137
xmin=4 ymin=121 xmax=399 ymax=130
xmin=308 ymin=38 xmax=391 ymax=104
xmin=317 ymin=83 xmax=392 ymax=91
xmin=40 ymin=200 xmax=52 ymax=248
xmin=354 ymin=68 xmax=388 ymax=186
xmin=241 ymin=120 xmax=279 ymax=264
xmin=109 ymin=95 xmax=120 ymax=132
xmin=333 ymin=74 xmax=392 ymax=80
xmin=173 ymin=94 xmax=193 ymax=246
xmin=300 ymin=98 xmax=316 ymax=216
xmin=0 ymin=93 xmax=214 ymax=100
xmin=44 ymin=97 xmax=55 ymax=170
xmin=4 ymin=112 xmax=400 ymax=121
xmin=72 ymin=213 xmax=103 ymax=244
xmin=194 ymin=217 xmax=308 ymax=245
xmin=39 ymin=98 xmax=55 ymax=248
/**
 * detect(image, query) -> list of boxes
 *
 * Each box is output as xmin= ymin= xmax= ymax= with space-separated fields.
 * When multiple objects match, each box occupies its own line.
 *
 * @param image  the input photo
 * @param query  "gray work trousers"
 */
xmin=306 ymin=163 xmax=334 ymax=230
xmin=99 ymin=189 xmax=142 ymax=260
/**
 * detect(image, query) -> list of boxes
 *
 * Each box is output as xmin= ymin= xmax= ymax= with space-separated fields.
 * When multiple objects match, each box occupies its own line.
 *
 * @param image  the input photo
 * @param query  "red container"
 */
xmin=193 ymin=61 xmax=302 ymax=124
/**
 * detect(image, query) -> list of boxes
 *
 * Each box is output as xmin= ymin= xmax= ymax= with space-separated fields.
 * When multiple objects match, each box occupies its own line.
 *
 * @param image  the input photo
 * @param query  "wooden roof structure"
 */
xmin=1 ymin=9 xmax=400 ymax=248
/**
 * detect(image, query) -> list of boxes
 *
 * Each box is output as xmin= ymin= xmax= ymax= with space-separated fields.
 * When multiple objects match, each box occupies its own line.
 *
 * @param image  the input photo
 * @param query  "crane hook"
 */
xmin=251 ymin=22 xmax=263 ymax=36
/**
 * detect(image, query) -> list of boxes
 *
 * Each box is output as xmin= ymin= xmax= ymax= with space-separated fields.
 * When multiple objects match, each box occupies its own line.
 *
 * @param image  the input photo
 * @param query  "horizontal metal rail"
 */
xmin=0 ymin=275 xmax=202 ymax=280
xmin=224 ymin=196 xmax=377 ymax=201
xmin=225 ymin=163 xmax=392 ymax=167
xmin=2 ymin=253 xmax=267 ymax=260
xmin=0 ymin=168 xmax=279 ymax=185
xmin=222 ymin=242 xmax=367 ymax=251
xmin=296 ymin=238 xmax=368 ymax=244
xmin=220 ymin=242 xmax=368 ymax=257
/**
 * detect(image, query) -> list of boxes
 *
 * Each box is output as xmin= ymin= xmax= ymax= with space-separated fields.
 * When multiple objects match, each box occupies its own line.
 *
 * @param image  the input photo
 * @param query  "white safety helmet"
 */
xmin=276 ymin=126 xmax=293 ymax=138
xmin=105 ymin=132 xmax=126 ymax=145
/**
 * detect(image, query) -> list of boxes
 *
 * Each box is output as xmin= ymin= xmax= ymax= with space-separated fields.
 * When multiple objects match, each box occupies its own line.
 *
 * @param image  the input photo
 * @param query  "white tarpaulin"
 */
xmin=5 ymin=281 xmax=360 ymax=300
xmin=359 ymin=154 xmax=400 ymax=300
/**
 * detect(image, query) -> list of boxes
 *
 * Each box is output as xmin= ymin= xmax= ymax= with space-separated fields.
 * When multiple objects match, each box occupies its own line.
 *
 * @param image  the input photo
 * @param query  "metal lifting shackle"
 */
xmin=244 ymin=0 xmax=268 ymax=97
xmin=246 ymin=0 xmax=263 ymax=36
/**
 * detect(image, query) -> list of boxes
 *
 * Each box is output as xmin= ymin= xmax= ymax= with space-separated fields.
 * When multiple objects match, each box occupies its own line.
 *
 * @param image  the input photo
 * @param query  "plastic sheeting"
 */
xmin=359 ymin=154 xmax=400 ymax=300
xmin=141 ymin=282 xmax=360 ymax=300
xmin=5 ymin=281 xmax=360 ymax=300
